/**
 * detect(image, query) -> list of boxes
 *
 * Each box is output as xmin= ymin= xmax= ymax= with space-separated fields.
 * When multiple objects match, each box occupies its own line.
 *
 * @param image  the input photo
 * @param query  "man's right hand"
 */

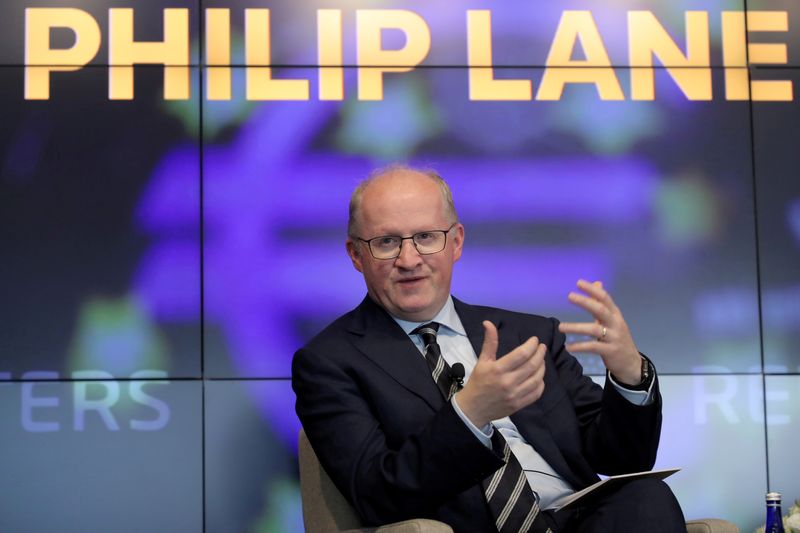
xmin=455 ymin=321 xmax=546 ymax=428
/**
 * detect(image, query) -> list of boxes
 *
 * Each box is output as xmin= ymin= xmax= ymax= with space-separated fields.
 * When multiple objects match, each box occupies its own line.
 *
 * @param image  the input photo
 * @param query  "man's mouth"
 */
xmin=397 ymin=276 xmax=425 ymax=285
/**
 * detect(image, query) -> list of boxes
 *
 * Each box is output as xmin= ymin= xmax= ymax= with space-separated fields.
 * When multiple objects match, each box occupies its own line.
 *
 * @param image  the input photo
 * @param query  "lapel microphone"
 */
xmin=450 ymin=363 xmax=465 ymax=388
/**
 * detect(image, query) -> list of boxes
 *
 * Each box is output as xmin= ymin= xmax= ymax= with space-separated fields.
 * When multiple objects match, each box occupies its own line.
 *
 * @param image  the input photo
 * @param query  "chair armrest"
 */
xmin=686 ymin=518 xmax=740 ymax=533
xmin=341 ymin=518 xmax=454 ymax=533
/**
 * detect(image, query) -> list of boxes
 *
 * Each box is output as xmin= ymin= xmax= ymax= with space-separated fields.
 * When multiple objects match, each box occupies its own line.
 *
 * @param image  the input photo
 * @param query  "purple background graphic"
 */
xmin=1 ymin=1 xmax=800 ymax=531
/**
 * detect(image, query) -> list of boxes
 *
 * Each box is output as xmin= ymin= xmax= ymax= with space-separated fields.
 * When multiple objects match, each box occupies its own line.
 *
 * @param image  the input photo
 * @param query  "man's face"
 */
xmin=346 ymin=171 xmax=464 ymax=322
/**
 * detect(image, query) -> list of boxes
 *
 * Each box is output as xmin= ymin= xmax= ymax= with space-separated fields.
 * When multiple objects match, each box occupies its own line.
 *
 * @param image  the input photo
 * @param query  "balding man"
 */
xmin=292 ymin=166 xmax=685 ymax=532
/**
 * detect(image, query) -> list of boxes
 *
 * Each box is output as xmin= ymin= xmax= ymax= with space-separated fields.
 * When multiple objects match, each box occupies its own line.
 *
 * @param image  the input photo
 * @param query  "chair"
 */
xmin=686 ymin=520 xmax=739 ymax=533
xmin=298 ymin=429 xmax=453 ymax=532
xmin=298 ymin=430 xmax=739 ymax=533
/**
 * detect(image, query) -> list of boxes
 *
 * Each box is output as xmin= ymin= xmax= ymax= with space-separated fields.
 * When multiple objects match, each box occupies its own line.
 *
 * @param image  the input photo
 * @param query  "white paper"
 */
xmin=551 ymin=467 xmax=681 ymax=512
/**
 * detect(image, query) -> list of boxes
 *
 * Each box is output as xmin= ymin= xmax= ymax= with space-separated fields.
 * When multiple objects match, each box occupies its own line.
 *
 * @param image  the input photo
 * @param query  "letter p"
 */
xmin=356 ymin=10 xmax=430 ymax=100
xmin=25 ymin=8 xmax=101 ymax=100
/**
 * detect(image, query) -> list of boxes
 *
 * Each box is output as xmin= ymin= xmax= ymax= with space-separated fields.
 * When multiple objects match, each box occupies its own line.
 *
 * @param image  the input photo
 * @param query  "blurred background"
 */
xmin=1 ymin=1 xmax=799 ymax=531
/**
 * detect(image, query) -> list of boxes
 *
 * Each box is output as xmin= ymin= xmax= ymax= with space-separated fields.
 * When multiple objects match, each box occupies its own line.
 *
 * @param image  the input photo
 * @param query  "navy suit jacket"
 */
xmin=292 ymin=296 xmax=662 ymax=532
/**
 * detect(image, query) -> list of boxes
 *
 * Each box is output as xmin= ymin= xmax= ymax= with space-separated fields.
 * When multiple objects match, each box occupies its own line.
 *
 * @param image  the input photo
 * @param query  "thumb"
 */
xmin=479 ymin=321 xmax=499 ymax=362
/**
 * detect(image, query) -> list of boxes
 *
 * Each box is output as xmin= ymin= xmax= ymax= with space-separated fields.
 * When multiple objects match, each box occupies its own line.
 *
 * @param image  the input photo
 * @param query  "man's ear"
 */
xmin=452 ymin=223 xmax=465 ymax=262
xmin=346 ymin=239 xmax=364 ymax=273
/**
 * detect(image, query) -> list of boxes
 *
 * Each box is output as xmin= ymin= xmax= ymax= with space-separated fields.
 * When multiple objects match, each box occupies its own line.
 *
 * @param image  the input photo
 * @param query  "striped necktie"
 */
xmin=414 ymin=323 xmax=460 ymax=399
xmin=413 ymin=323 xmax=551 ymax=533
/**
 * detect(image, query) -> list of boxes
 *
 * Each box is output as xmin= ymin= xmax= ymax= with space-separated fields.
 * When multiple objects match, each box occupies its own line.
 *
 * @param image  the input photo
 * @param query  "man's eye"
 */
xmin=416 ymin=232 xmax=434 ymax=242
xmin=376 ymin=237 xmax=399 ymax=247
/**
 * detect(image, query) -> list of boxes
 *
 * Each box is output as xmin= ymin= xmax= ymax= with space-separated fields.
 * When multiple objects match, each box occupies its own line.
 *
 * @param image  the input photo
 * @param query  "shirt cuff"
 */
xmin=451 ymin=394 xmax=493 ymax=447
xmin=607 ymin=372 xmax=655 ymax=406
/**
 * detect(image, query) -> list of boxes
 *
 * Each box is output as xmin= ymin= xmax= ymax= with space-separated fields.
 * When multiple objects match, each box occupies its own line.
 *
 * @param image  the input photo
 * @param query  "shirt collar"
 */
xmin=392 ymin=296 xmax=467 ymax=337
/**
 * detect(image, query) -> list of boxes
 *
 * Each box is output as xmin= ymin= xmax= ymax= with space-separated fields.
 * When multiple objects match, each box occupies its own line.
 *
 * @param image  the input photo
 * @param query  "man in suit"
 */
xmin=292 ymin=166 xmax=686 ymax=532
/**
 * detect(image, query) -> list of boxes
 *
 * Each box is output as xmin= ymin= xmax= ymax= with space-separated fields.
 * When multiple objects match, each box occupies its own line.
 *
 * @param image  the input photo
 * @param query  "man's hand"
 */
xmin=557 ymin=279 xmax=642 ymax=386
xmin=455 ymin=320 xmax=546 ymax=428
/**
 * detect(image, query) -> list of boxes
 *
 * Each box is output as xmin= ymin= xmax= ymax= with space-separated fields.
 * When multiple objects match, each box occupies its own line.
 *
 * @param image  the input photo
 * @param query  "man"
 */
xmin=292 ymin=166 xmax=685 ymax=532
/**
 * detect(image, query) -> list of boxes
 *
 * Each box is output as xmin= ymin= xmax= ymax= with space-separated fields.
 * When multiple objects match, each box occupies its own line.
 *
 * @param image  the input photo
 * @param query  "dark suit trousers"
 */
xmin=541 ymin=478 xmax=686 ymax=533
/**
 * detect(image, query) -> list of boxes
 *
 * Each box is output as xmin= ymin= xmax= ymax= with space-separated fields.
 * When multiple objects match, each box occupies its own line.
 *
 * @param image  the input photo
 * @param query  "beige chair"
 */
xmin=298 ymin=430 xmax=739 ymax=533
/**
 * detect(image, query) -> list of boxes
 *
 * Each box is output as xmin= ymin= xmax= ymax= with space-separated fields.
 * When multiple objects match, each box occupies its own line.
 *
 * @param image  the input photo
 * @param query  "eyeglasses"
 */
xmin=358 ymin=223 xmax=457 ymax=260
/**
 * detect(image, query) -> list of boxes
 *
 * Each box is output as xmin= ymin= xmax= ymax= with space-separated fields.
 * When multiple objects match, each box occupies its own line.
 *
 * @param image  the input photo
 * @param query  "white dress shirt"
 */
xmin=393 ymin=296 xmax=653 ymax=510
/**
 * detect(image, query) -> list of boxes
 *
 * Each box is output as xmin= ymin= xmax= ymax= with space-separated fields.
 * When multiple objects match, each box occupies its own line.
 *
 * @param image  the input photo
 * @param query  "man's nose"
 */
xmin=395 ymin=239 xmax=422 ymax=268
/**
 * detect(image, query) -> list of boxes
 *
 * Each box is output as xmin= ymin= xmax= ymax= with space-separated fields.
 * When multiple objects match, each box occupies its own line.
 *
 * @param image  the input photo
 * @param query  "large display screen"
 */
xmin=1 ymin=1 xmax=798 ymax=531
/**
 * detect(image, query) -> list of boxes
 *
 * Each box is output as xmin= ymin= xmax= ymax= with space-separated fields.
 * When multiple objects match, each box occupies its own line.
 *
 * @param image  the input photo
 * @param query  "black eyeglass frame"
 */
xmin=357 ymin=223 xmax=458 ymax=260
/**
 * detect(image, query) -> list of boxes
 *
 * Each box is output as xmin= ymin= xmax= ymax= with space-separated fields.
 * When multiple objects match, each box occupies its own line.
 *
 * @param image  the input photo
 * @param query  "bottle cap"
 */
xmin=766 ymin=492 xmax=782 ymax=502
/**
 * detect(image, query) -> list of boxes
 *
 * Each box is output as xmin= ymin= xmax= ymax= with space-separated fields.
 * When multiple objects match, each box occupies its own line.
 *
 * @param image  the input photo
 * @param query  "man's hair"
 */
xmin=347 ymin=164 xmax=459 ymax=239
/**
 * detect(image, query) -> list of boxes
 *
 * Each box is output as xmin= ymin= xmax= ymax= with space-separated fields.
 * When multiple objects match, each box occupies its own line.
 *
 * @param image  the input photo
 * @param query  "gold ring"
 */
xmin=601 ymin=326 xmax=607 ymax=340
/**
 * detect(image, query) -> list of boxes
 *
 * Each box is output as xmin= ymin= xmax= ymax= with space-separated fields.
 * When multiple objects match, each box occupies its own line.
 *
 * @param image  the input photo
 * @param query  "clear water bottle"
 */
xmin=766 ymin=492 xmax=786 ymax=533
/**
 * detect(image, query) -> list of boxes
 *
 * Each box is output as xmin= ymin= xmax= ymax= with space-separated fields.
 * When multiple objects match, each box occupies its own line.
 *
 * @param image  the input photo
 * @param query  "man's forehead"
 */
xmin=365 ymin=172 xmax=441 ymax=207
xmin=362 ymin=184 xmax=445 ymax=224
xmin=361 ymin=208 xmax=447 ymax=232
xmin=362 ymin=168 xmax=436 ymax=195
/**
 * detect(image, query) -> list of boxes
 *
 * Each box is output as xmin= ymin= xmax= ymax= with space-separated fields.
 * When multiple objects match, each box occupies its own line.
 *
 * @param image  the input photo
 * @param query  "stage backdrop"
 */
xmin=1 ymin=1 xmax=799 ymax=532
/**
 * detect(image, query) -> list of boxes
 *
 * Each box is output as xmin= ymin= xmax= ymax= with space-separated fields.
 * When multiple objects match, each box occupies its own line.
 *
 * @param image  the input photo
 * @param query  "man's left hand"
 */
xmin=557 ymin=279 xmax=643 ymax=386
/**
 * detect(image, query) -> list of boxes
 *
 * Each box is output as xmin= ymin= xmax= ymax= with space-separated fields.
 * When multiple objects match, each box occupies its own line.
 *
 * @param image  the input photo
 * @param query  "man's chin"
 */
xmin=392 ymin=297 xmax=440 ymax=322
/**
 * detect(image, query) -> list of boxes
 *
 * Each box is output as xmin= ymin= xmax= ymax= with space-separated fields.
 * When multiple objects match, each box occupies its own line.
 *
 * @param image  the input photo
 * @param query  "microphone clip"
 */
xmin=450 ymin=362 xmax=465 ymax=389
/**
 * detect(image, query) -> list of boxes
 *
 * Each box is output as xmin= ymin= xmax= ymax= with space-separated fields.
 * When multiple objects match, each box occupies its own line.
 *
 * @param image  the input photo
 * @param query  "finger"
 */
xmin=506 ymin=343 xmax=546 ymax=387
xmin=558 ymin=322 xmax=605 ymax=338
xmin=498 ymin=336 xmax=539 ymax=373
xmin=517 ymin=368 xmax=546 ymax=405
xmin=567 ymin=292 xmax=612 ymax=322
xmin=479 ymin=321 xmax=499 ymax=362
xmin=531 ymin=342 xmax=546 ymax=367
xmin=538 ymin=339 xmax=547 ymax=354
xmin=528 ymin=344 xmax=546 ymax=380
xmin=577 ymin=279 xmax=617 ymax=310
xmin=514 ymin=360 xmax=542 ymax=393
xmin=565 ymin=340 xmax=608 ymax=355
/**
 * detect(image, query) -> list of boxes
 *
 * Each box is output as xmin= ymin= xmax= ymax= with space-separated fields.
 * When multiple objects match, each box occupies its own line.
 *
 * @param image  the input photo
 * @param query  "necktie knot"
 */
xmin=413 ymin=322 xmax=440 ymax=353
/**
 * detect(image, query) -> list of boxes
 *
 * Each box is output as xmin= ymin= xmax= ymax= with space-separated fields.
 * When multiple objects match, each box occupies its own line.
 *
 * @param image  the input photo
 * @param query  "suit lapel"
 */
xmin=347 ymin=297 xmax=443 ymax=411
xmin=453 ymin=298 xmax=582 ymax=487
xmin=453 ymin=297 xmax=521 ymax=363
